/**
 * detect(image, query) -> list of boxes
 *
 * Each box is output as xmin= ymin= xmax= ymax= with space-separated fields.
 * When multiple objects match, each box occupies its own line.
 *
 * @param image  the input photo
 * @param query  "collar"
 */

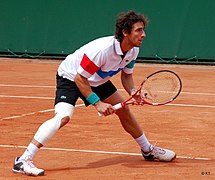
xmin=114 ymin=38 xmax=124 ymax=55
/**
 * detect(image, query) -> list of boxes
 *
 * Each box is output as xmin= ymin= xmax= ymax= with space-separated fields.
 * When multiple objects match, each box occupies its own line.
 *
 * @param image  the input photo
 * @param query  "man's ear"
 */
xmin=122 ymin=29 xmax=128 ymax=37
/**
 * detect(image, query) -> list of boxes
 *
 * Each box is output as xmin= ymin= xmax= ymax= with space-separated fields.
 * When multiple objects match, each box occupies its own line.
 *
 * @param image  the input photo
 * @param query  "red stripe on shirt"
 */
xmin=80 ymin=54 xmax=99 ymax=75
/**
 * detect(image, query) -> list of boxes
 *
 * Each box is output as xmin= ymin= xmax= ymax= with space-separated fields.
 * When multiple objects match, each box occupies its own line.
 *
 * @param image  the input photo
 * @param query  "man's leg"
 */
xmin=12 ymin=102 xmax=74 ymax=176
xmin=103 ymin=91 xmax=176 ymax=162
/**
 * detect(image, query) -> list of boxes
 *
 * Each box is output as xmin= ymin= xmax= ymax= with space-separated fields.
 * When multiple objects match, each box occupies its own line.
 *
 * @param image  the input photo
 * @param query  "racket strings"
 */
xmin=141 ymin=72 xmax=181 ymax=104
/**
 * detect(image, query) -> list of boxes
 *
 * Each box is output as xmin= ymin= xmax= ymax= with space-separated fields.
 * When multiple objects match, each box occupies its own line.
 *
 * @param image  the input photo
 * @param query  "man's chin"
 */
xmin=135 ymin=44 xmax=141 ymax=47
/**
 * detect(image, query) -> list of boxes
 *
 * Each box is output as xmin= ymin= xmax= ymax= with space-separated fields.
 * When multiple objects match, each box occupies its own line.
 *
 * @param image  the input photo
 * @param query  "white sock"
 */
xmin=19 ymin=143 xmax=39 ymax=160
xmin=135 ymin=133 xmax=151 ymax=152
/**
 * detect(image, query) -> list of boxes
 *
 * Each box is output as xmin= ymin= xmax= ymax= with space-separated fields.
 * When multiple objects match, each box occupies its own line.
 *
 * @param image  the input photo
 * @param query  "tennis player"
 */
xmin=12 ymin=10 xmax=176 ymax=176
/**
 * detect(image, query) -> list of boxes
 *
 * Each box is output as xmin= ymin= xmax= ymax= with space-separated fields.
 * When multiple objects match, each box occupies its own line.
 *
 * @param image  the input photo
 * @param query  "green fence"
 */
xmin=0 ymin=0 xmax=215 ymax=64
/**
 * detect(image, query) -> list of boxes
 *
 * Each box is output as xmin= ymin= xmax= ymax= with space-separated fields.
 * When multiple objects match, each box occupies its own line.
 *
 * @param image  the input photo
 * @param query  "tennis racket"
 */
xmin=114 ymin=69 xmax=182 ymax=110
xmin=99 ymin=70 xmax=182 ymax=116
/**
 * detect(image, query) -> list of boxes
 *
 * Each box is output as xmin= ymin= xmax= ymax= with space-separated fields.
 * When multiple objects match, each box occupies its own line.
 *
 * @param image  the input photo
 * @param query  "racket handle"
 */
xmin=113 ymin=103 xmax=123 ymax=110
xmin=98 ymin=112 xmax=103 ymax=117
xmin=97 ymin=103 xmax=123 ymax=117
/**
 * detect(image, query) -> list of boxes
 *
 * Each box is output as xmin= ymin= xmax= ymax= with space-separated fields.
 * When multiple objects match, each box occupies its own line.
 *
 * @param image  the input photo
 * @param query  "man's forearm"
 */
xmin=74 ymin=73 xmax=93 ymax=98
xmin=121 ymin=71 xmax=135 ymax=94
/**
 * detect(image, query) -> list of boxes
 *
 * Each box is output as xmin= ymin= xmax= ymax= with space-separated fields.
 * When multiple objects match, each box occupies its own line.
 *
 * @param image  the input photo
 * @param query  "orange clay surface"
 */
xmin=0 ymin=58 xmax=214 ymax=180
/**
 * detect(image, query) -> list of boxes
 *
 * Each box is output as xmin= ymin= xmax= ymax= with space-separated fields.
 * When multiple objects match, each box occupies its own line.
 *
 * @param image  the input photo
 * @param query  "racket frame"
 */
xmin=113 ymin=70 xmax=182 ymax=110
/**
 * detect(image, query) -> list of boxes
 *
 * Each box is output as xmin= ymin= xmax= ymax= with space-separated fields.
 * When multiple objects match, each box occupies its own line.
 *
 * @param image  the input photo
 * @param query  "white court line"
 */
xmin=0 ymin=84 xmax=215 ymax=96
xmin=0 ymin=104 xmax=85 ymax=121
xmin=1 ymin=58 xmax=214 ymax=70
xmin=0 ymin=95 xmax=54 ymax=100
xmin=0 ymin=108 xmax=54 ymax=120
xmin=181 ymin=91 xmax=215 ymax=96
xmin=0 ymin=94 xmax=215 ymax=109
xmin=0 ymin=84 xmax=54 ymax=88
xmin=0 ymin=144 xmax=211 ymax=161
xmin=166 ymin=103 xmax=215 ymax=108
xmin=0 ymin=94 xmax=214 ymax=109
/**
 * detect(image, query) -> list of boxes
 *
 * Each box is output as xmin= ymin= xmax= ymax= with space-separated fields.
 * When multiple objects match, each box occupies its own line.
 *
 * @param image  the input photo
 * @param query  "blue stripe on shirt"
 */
xmin=96 ymin=68 xmax=123 ymax=79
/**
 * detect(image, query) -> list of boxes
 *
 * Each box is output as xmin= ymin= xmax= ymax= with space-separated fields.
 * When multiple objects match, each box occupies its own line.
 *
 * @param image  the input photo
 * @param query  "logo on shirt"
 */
xmin=60 ymin=95 xmax=67 ymax=99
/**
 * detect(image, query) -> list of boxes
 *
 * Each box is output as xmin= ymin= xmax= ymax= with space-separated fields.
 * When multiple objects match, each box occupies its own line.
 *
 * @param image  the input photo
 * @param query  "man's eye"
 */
xmin=137 ymin=29 xmax=143 ymax=32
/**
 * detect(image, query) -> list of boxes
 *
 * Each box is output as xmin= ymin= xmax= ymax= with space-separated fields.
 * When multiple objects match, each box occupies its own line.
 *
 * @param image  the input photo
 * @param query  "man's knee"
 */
xmin=55 ymin=102 xmax=74 ymax=128
xmin=60 ymin=116 xmax=70 ymax=128
xmin=34 ymin=102 xmax=75 ymax=145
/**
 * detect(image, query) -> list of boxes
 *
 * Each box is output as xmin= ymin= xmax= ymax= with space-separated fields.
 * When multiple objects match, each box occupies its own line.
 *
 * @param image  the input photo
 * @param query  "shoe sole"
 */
xmin=12 ymin=168 xmax=45 ymax=176
xmin=143 ymin=153 xmax=177 ymax=162
xmin=159 ymin=154 xmax=177 ymax=162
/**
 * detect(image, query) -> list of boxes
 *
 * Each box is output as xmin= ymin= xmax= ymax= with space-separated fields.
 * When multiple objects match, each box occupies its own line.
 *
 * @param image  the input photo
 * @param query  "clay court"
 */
xmin=0 ymin=58 xmax=214 ymax=179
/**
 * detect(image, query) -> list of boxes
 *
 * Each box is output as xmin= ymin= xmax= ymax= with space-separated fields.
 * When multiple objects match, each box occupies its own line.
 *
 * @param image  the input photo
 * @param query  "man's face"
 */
xmin=125 ymin=21 xmax=146 ymax=47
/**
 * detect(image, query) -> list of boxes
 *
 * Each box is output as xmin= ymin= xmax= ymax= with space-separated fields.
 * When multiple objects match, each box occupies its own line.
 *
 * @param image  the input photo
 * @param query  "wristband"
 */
xmin=86 ymin=92 xmax=100 ymax=105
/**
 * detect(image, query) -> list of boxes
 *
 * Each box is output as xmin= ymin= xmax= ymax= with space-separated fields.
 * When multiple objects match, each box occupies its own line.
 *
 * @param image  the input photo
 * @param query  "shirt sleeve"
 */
xmin=123 ymin=47 xmax=139 ymax=74
xmin=123 ymin=60 xmax=136 ymax=74
xmin=77 ymin=50 xmax=104 ymax=78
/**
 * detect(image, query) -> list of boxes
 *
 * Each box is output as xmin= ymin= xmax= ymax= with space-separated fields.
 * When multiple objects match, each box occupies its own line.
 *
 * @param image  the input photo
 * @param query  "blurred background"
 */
xmin=0 ymin=0 xmax=214 ymax=64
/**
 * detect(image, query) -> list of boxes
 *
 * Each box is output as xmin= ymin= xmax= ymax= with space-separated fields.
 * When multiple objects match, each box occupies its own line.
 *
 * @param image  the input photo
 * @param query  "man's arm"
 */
xmin=74 ymin=73 xmax=93 ymax=98
xmin=121 ymin=71 xmax=136 ymax=95
xmin=74 ymin=73 xmax=115 ymax=116
xmin=121 ymin=71 xmax=143 ymax=103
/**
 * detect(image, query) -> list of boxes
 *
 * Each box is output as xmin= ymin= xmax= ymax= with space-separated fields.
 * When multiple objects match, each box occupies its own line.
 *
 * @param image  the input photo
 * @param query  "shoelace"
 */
xmin=23 ymin=155 xmax=36 ymax=168
xmin=25 ymin=159 xmax=36 ymax=168
xmin=151 ymin=146 xmax=166 ymax=155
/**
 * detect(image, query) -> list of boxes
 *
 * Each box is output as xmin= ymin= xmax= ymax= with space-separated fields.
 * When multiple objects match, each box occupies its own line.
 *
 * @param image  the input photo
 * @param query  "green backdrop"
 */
xmin=0 ymin=0 xmax=215 ymax=63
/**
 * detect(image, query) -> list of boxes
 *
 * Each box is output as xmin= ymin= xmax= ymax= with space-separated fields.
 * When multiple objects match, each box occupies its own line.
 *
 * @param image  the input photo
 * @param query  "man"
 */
xmin=12 ymin=10 xmax=176 ymax=176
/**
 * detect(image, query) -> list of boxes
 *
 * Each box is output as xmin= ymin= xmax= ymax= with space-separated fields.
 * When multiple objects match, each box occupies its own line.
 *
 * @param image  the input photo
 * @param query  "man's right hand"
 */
xmin=94 ymin=101 xmax=115 ymax=116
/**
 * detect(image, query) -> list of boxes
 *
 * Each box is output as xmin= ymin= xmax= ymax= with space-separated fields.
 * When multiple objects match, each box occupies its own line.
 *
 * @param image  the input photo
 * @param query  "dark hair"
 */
xmin=115 ymin=10 xmax=148 ymax=42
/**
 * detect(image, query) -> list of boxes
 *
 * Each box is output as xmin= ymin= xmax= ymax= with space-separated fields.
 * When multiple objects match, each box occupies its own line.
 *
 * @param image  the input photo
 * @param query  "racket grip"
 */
xmin=98 ymin=112 xmax=103 ymax=117
xmin=97 ymin=103 xmax=123 ymax=117
xmin=113 ymin=103 xmax=123 ymax=110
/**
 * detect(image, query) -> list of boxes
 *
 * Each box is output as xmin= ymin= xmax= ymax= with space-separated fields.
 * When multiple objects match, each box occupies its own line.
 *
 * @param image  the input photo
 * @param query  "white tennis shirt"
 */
xmin=58 ymin=36 xmax=139 ymax=87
